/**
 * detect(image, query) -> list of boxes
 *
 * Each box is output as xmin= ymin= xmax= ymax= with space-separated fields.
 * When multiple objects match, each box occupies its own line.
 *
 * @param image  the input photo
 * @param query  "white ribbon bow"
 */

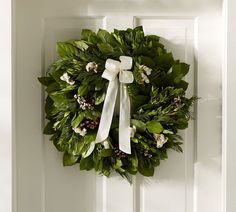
xmin=95 ymin=56 xmax=133 ymax=154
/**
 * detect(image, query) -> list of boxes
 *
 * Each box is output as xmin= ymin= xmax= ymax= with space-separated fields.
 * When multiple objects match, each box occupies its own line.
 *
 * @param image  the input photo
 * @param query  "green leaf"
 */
xmin=77 ymin=81 xmax=94 ymax=96
xmin=46 ymin=82 xmax=60 ymax=94
xmin=74 ymin=40 xmax=89 ymax=51
xmin=82 ymin=141 xmax=95 ymax=158
xmin=138 ymin=56 xmax=155 ymax=67
xmin=131 ymin=119 xmax=146 ymax=132
xmin=97 ymin=29 xmax=111 ymax=42
xmin=100 ymin=149 xmax=112 ymax=157
xmin=175 ymin=80 xmax=189 ymax=90
xmin=71 ymin=112 xmax=85 ymax=128
xmin=138 ymin=166 xmax=154 ymax=177
xmin=97 ymin=43 xmax=114 ymax=54
xmin=38 ymin=77 xmax=54 ymax=86
xmin=84 ymin=110 xmax=101 ymax=121
xmin=171 ymin=63 xmax=190 ymax=83
xmin=56 ymin=42 xmax=79 ymax=57
xmin=113 ymin=159 xmax=125 ymax=172
xmin=163 ymin=129 xmax=174 ymax=134
xmin=176 ymin=120 xmax=188 ymax=129
xmin=131 ymin=95 xmax=149 ymax=111
xmin=146 ymin=120 xmax=163 ymax=133
xmin=80 ymin=155 xmax=94 ymax=170
xmin=95 ymin=91 xmax=105 ymax=105
xmin=49 ymin=92 xmax=71 ymax=110
xmin=43 ymin=121 xmax=55 ymax=135
xmin=127 ymin=152 xmax=138 ymax=173
xmin=63 ymin=152 xmax=79 ymax=166
xmin=81 ymin=29 xmax=95 ymax=40
xmin=156 ymin=53 xmax=175 ymax=71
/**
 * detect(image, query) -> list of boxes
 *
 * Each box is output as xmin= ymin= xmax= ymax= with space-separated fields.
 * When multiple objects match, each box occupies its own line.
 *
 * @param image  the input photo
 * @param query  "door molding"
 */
xmin=222 ymin=0 xmax=236 ymax=212
xmin=0 ymin=0 xmax=12 ymax=212
xmin=1 ymin=0 xmax=233 ymax=212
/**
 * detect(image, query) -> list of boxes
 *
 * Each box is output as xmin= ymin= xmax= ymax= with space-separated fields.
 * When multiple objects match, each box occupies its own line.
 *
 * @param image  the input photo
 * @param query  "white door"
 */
xmin=13 ymin=0 xmax=223 ymax=212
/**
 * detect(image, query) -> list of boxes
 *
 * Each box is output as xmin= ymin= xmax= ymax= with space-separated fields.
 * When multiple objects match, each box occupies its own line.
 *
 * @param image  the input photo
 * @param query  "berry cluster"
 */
xmin=140 ymin=149 xmax=153 ymax=158
xmin=74 ymin=95 xmax=95 ymax=110
xmin=113 ymin=147 xmax=127 ymax=158
xmin=80 ymin=118 xmax=100 ymax=130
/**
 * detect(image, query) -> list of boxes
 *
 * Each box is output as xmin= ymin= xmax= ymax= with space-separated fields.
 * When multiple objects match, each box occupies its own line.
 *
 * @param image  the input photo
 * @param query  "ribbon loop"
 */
xmin=119 ymin=70 xmax=134 ymax=84
xmin=119 ymin=56 xmax=132 ymax=70
xmin=102 ymin=59 xmax=120 ymax=81
xmin=95 ymin=56 xmax=133 ymax=154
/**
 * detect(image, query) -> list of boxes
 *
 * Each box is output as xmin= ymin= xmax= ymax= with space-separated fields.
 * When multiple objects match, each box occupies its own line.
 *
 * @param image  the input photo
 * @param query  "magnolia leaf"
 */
xmin=100 ymin=149 xmax=112 ymax=157
xmin=38 ymin=77 xmax=54 ymax=86
xmin=175 ymin=80 xmax=189 ymax=90
xmin=43 ymin=121 xmax=55 ymax=135
xmin=138 ymin=166 xmax=154 ymax=177
xmin=46 ymin=82 xmax=60 ymax=94
xmin=81 ymin=29 xmax=95 ymax=40
xmin=49 ymin=92 xmax=71 ymax=110
xmin=97 ymin=29 xmax=111 ymax=42
xmin=71 ymin=112 xmax=85 ymax=128
xmin=171 ymin=63 xmax=190 ymax=83
xmin=74 ymin=40 xmax=89 ymax=51
xmin=97 ymin=43 xmax=114 ymax=54
xmin=63 ymin=153 xmax=79 ymax=166
xmin=82 ymin=141 xmax=95 ymax=158
xmin=163 ymin=129 xmax=174 ymax=134
xmin=146 ymin=120 xmax=163 ymax=133
xmin=131 ymin=119 xmax=146 ymax=132
xmin=95 ymin=91 xmax=105 ymax=105
xmin=156 ymin=53 xmax=175 ymax=71
xmin=114 ymin=159 xmax=125 ymax=172
xmin=57 ymin=42 xmax=79 ymax=57
xmin=80 ymin=155 xmax=94 ymax=170
xmin=77 ymin=82 xmax=92 ymax=96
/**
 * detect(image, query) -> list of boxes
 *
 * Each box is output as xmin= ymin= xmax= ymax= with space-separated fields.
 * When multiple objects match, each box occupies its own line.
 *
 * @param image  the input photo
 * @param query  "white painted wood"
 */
xmin=133 ymin=17 xmax=195 ymax=212
xmin=13 ymin=1 xmax=223 ymax=212
xmin=0 ymin=0 xmax=12 ymax=212
xmin=222 ymin=0 xmax=236 ymax=212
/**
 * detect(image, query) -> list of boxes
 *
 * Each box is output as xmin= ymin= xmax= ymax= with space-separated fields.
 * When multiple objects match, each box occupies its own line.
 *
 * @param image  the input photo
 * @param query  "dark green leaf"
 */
xmin=57 ymin=42 xmax=79 ymax=57
xmin=171 ymin=63 xmax=190 ymax=83
xmin=71 ymin=112 xmax=85 ymax=128
xmin=38 ymin=77 xmax=54 ymax=86
xmin=74 ymin=40 xmax=89 ymax=51
xmin=97 ymin=29 xmax=111 ymax=42
xmin=100 ymin=149 xmax=112 ymax=157
xmin=95 ymin=91 xmax=105 ymax=105
xmin=138 ymin=166 xmax=154 ymax=177
xmin=156 ymin=53 xmax=175 ymax=71
xmin=131 ymin=119 xmax=146 ymax=132
xmin=43 ymin=121 xmax=55 ymax=135
xmin=80 ymin=155 xmax=94 ymax=170
xmin=63 ymin=153 xmax=79 ymax=166
xmin=81 ymin=29 xmax=95 ymax=40
xmin=97 ymin=43 xmax=114 ymax=54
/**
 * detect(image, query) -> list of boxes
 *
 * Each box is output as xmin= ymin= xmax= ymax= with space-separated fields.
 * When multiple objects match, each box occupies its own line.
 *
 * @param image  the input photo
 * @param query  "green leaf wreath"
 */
xmin=38 ymin=26 xmax=197 ymax=183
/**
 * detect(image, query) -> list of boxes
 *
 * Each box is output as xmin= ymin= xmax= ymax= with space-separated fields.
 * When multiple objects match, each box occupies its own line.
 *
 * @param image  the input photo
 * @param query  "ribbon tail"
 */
xmin=119 ymin=83 xmax=131 ymax=154
xmin=95 ymin=78 xmax=118 ymax=143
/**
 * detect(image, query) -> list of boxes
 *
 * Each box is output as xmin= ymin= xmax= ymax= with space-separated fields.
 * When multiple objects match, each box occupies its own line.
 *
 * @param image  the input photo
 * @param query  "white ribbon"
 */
xmin=95 ymin=56 xmax=133 ymax=154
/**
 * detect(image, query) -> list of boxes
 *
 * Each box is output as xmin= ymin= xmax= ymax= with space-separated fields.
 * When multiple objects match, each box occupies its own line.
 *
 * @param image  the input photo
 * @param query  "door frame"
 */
xmin=0 ymin=0 xmax=12 ymax=211
xmin=222 ymin=0 xmax=236 ymax=212
xmin=0 ymin=0 xmax=235 ymax=211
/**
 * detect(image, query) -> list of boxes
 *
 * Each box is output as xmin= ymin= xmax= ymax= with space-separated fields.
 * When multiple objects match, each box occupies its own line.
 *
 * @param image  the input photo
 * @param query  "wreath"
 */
xmin=38 ymin=26 xmax=197 ymax=183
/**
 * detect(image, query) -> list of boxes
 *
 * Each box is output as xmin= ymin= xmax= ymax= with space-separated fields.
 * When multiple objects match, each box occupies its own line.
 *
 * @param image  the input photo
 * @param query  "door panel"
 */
xmin=14 ymin=1 xmax=222 ymax=212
